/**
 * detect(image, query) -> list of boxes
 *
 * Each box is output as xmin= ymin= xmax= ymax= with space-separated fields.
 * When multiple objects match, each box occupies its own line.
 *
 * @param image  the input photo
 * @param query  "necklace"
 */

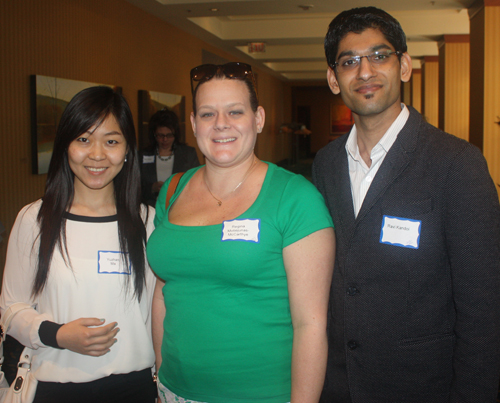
xmin=204 ymin=157 xmax=258 ymax=207
xmin=158 ymin=150 xmax=174 ymax=162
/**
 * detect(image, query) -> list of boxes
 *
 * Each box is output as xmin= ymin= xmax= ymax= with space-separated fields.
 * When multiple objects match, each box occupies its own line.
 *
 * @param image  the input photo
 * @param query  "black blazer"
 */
xmin=140 ymin=143 xmax=200 ymax=206
xmin=313 ymin=106 xmax=500 ymax=403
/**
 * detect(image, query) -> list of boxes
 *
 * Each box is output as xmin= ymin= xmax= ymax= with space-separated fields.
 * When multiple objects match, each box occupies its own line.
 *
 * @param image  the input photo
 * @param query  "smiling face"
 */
xmin=190 ymin=78 xmax=265 ymax=168
xmin=327 ymin=28 xmax=411 ymax=121
xmin=68 ymin=114 xmax=128 ymax=197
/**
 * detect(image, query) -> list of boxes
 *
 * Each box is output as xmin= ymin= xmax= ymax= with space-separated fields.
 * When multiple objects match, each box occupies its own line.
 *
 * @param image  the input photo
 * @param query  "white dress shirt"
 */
xmin=346 ymin=104 xmax=409 ymax=217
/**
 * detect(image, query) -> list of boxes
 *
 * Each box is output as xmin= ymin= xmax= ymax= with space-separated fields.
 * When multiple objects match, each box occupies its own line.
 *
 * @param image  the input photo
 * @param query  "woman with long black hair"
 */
xmin=0 ymin=86 xmax=156 ymax=403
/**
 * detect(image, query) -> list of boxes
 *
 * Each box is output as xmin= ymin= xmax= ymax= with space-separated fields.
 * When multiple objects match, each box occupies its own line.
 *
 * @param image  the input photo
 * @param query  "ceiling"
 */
xmin=124 ymin=0 xmax=475 ymax=82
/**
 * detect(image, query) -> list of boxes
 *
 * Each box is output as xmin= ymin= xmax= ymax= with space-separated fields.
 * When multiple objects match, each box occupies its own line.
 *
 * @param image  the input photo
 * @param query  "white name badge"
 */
xmin=222 ymin=219 xmax=260 ymax=243
xmin=143 ymin=155 xmax=155 ymax=164
xmin=380 ymin=215 xmax=421 ymax=249
xmin=98 ymin=251 xmax=131 ymax=274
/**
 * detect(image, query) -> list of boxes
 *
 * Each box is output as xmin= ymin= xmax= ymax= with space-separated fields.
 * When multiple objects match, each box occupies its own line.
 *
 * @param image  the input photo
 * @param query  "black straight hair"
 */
xmin=324 ymin=7 xmax=407 ymax=68
xmin=34 ymin=86 xmax=148 ymax=300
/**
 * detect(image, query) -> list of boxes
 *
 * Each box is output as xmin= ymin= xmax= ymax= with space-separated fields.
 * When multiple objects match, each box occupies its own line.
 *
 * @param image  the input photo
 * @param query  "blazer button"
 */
xmin=347 ymin=340 xmax=358 ymax=350
xmin=347 ymin=286 xmax=359 ymax=296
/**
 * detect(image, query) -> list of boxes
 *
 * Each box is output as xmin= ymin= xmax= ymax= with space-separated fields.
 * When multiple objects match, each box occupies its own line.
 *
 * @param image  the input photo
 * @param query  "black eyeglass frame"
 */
xmin=190 ymin=62 xmax=257 ymax=95
xmin=330 ymin=50 xmax=402 ymax=71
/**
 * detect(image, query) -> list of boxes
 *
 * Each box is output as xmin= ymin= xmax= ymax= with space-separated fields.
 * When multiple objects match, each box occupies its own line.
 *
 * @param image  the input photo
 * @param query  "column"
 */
xmin=421 ymin=56 xmax=439 ymax=128
xmin=411 ymin=69 xmax=422 ymax=113
xmin=438 ymin=35 xmax=470 ymax=141
xmin=469 ymin=0 xmax=500 ymax=193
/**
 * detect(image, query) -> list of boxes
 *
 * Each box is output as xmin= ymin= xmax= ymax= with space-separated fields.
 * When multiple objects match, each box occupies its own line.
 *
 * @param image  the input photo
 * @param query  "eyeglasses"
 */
xmin=155 ymin=133 xmax=174 ymax=140
xmin=190 ymin=62 xmax=257 ymax=94
xmin=332 ymin=51 xmax=401 ymax=73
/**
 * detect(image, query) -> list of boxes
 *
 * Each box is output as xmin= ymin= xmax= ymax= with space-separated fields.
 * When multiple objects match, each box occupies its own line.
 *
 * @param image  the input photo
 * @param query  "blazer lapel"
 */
xmin=356 ymin=107 xmax=420 ymax=223
xmin=332 ymin=136 xmax=357 ymax=239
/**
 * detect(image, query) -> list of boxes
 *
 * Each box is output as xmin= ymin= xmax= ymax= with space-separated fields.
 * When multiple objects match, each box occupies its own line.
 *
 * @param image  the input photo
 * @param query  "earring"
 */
xmin=125 ymin=157 xmax=128 ymax=162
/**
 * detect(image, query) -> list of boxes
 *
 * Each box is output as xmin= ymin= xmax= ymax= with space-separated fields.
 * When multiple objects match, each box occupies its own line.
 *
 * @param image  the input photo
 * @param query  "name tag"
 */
xmin=380 ymin=215 xmax=421 ymax=249
xmin=143 ymin=155 xmax=155 ymax=164
xmin=98 ymin=251 xmax=131 ymax=274
xmin=222 ymin=219 xmax=260 ymax=243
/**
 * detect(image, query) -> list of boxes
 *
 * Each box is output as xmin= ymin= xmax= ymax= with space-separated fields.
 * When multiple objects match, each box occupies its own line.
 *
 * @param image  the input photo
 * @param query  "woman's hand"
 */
xmin=56 ymin=318 xmax=119 ymax=356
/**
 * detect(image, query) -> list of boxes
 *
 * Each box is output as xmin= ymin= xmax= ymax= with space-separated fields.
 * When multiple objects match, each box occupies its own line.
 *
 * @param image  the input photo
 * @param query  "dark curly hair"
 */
xmin=148 ymin=108 xmax=181 ymax=151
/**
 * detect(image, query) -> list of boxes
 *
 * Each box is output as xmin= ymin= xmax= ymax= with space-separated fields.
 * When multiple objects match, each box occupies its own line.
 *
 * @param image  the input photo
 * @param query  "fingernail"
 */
xmin=100 ymin=319 xmax=105 ymax=322
xmin=116 ymin=328 xmax=120 ymax=333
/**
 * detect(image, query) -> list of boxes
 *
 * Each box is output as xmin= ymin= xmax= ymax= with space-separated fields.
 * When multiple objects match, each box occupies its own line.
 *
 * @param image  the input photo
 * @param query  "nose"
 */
xmin=214 ymin=114 xmax=229 ymax=131
xmin=89 ymin=143 xmax=105 ymax=161
xmin=357 ymin=56 xmax=376 ymax=81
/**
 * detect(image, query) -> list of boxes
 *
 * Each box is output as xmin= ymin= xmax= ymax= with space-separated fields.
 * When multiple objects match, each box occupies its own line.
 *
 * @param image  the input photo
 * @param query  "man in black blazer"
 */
xmin=313 ymin=7 xmax=500 ymax=402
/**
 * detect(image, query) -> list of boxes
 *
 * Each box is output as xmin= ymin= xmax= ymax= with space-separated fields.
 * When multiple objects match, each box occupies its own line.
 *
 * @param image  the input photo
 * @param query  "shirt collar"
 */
xmin=345 ymin=103 xmax=409 ymax=159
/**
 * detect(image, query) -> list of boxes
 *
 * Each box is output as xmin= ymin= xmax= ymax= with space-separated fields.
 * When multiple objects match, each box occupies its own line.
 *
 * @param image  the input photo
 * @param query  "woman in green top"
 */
xmin=148 ymin=62 xmax=335 ymax=403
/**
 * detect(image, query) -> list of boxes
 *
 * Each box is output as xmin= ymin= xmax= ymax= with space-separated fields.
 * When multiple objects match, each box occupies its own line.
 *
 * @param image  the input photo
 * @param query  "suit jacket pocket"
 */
xmin=393 ymin=333 xmax=454 ymax=396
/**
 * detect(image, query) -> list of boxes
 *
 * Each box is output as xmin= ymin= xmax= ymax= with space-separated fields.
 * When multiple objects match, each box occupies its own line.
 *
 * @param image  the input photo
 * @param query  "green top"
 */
xmin=147 ymin=162 xmax=333 ymax=403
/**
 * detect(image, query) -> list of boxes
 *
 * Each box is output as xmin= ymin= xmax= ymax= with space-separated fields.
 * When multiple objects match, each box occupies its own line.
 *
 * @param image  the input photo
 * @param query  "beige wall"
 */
xmin=0 ymin=0 xmax=290 ymax=269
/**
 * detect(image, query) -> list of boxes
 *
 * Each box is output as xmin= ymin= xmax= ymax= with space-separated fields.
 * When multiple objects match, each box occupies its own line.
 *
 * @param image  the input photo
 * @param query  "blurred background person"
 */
xmin=140 ymin=108 xmax=200 ymax=206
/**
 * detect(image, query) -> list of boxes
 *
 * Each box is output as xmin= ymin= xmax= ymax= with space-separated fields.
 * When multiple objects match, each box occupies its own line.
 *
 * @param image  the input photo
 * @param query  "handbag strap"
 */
xmin=165 ymin=172 xmax=184 ymax=209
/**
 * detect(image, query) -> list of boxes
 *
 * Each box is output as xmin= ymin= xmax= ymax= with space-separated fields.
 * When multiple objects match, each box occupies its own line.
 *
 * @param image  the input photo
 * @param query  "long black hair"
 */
xmin=34 ymin=86 xmax=148 ymax=300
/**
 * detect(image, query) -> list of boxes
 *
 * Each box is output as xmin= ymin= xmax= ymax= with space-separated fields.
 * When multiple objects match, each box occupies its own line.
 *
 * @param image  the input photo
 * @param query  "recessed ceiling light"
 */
xmin=210 ymin=8 xmax=219 ymax=12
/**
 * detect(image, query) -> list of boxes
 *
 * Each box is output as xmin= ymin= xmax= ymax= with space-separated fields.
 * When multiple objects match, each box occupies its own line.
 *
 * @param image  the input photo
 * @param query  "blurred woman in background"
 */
xmin=140 ymin=108 xmax=200 ymax=206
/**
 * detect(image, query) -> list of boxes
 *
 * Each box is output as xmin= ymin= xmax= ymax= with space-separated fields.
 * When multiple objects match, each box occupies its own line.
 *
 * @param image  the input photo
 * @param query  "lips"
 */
xmin=355 ymin=84 xmax=382 ymax=94
xmin=86 ymin=167 xmax=107 ymax=173
xmin=213 ymin=137 xmax=236 ymax=143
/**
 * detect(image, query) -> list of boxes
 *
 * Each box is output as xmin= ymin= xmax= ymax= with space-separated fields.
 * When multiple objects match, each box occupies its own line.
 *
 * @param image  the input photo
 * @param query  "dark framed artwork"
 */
xmin=30 ymin=75 xmax=119 ymax=174
xmin=330 ymin=104 xmax=354 ymax=135
xmin=138 ymin=90 xmax=185 ymax=151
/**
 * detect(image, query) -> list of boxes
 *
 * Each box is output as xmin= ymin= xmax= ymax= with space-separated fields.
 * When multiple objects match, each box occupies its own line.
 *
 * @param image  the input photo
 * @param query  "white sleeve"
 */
xmin=0 ymin=201 xmax=53 ymax=349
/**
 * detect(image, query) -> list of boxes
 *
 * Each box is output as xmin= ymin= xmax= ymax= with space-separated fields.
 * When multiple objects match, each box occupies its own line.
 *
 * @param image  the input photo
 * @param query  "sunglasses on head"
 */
xmin=190 ymin=62 xmax=257 ymax=95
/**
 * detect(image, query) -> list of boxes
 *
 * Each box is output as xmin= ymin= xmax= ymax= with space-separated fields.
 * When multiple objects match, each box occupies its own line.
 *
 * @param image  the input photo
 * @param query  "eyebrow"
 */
xmin=85 ymin=130 xmax=123 ymax=136
xmin=337 ymin=44 xmax=393 ymax=60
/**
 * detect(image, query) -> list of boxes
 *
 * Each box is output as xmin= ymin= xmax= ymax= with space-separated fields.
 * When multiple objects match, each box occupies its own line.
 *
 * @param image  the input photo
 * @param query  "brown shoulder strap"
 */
xmin=165 ymin=172 xmax=184 ymax=209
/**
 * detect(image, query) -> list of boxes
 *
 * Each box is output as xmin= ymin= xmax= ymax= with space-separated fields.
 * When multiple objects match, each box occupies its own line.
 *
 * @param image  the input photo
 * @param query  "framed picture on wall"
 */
xmin=138 ymin=90 xmax=185 ymax=151
xmin=30 ymin=75 xmax=120 ymax=175
xmin=330 ymin=104 xmax=354 ymax=135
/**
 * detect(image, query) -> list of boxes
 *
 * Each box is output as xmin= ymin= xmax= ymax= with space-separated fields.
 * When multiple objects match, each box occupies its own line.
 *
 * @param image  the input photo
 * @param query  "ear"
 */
xmin=327 ymin=67 xmax=341 ymax=95
xmin=400 ymin=52 xmax=412 ymax=83
xmin=255 ymin=106 xmax=266 ymax=133
xmin=190 ymin=112 xmax=196 ymax=136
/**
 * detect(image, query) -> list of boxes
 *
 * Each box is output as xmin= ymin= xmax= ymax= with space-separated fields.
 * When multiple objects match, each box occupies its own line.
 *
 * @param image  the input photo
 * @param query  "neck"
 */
xmin=353 ymin=102 xmax=402 ymax=160
xmin=158 ymin=148 xmax=173 ymax=156
xmin=204 ymin=154 xmax=259 ymax=197
xmin=70 ymin=182 xmax=117 ymax=216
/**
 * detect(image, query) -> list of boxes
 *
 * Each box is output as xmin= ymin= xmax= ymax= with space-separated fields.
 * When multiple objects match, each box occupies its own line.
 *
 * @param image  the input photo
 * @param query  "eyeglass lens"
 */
xmin=336 ymin=51 xmax=399 ymax=72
